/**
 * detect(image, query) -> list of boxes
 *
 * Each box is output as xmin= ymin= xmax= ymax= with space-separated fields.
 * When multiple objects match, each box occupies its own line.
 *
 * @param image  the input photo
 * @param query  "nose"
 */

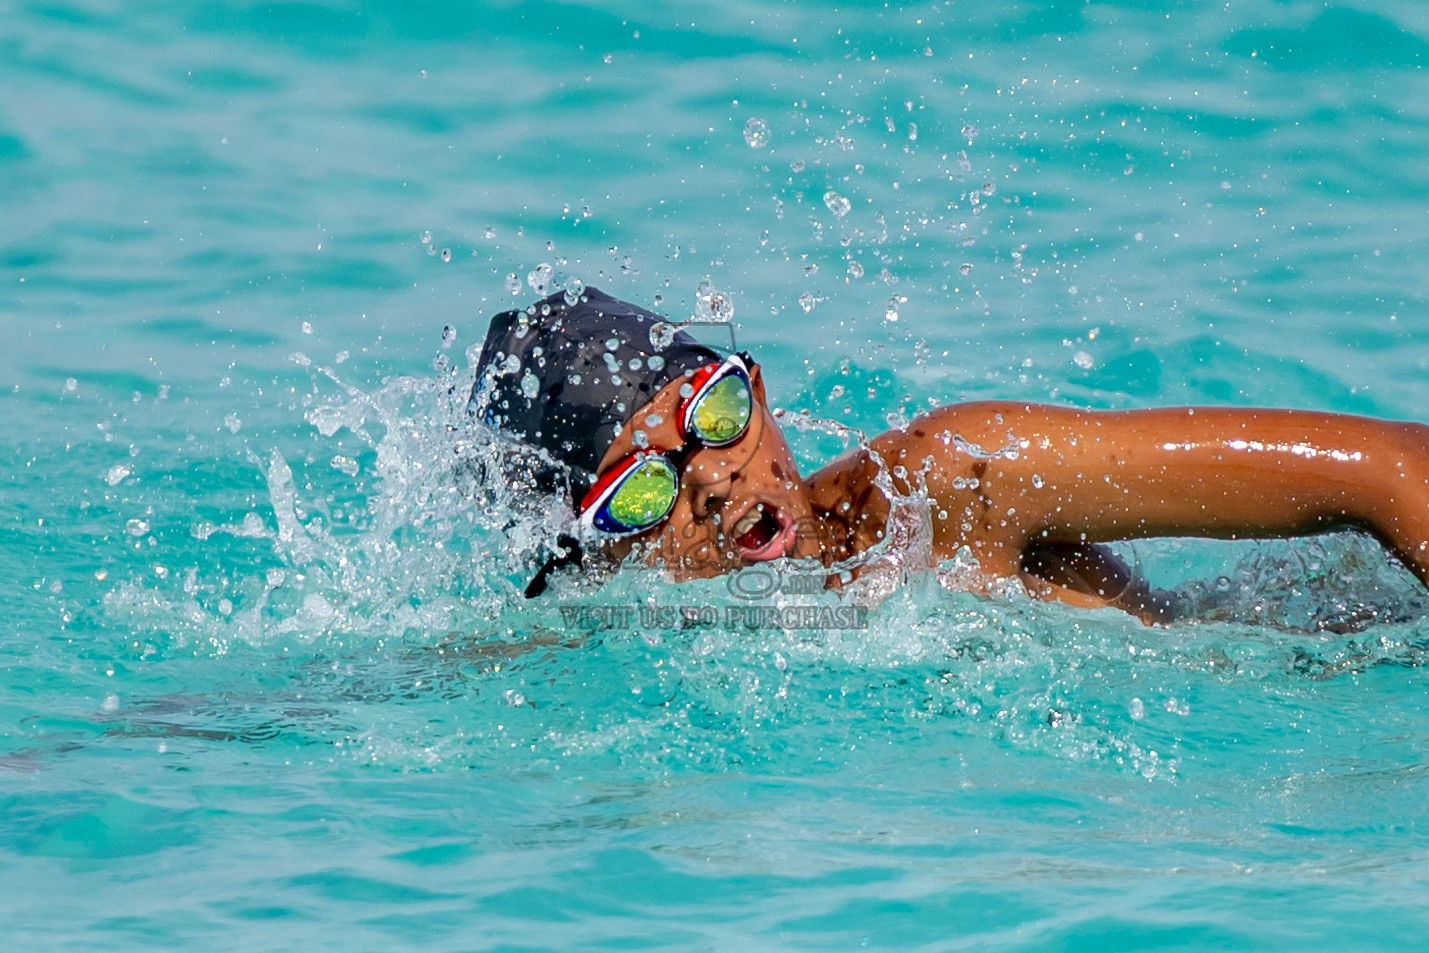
xmin=680 ymin=414 xmax=773 ymax=519
xmin=689 ymin=468 xmax=733 ymax=518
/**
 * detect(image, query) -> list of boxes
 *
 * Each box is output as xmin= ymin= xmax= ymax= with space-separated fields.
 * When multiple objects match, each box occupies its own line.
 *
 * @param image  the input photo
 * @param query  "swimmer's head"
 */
xmin=471 ymin=287 xmax=722 ymax=487
xmin=474 ymin=287 xmax=824 ymax=595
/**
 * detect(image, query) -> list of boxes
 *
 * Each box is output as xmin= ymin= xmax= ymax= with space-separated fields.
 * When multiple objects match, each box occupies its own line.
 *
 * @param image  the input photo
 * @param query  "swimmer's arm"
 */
xmin=875 ymin=401 xmax=1429 ymax=591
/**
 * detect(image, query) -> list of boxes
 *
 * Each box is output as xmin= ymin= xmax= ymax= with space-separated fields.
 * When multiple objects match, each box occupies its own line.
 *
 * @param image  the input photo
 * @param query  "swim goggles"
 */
xmin=576 ymin=351 xmax=757 ymax=537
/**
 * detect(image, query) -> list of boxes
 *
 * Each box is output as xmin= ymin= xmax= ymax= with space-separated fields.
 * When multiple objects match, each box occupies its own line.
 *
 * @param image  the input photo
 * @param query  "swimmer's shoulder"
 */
xmin=805 ymin=444 xmax=887 ymax=556
xmin=863 ymin=401 xmax=1045 ymax=480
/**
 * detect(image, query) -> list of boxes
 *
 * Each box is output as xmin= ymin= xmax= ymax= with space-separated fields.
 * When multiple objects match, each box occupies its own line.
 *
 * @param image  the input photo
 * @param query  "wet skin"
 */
xmin=595 ymin=373 xmax=1429 ymax=621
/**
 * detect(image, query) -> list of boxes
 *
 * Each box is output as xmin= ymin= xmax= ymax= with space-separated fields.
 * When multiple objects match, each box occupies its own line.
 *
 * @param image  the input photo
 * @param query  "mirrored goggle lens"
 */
xmin=687 ymin=370 xmax=752 ymax=446
xmin=591 ymin=457 xmax=679 ymax=533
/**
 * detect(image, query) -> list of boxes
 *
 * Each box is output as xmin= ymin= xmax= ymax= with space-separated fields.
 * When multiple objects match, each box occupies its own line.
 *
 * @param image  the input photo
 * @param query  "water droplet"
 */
xmin=64 ymin=377 xmax=78 ymax=392
xmin=694 ymin=280 xmax=734 ymax=322
xmin=484 ymin=227 xmax=497 ymax=239
xmin=847 ymin=260 xmax=864 ymax=278
xmin=420 ymin=229 xmax=433 ymax=244
xmin=647 ymin=355 xmax=665 ymax=371
xmin=224 ymin=413 xmax=242 ymax=434
xmin=678 ymin=383 xmax=695 ymax=399
xmin=504 ymin=272 xmax=521 ymax=295
xmin=631 ymin=430 xmax=649 ymax=449
xmin=790 ymin=159 xmax=805 ymax=172
xmin=105 ymin=464 xmax=131 ymax=486
xmin=649 ymin=323 xmax=676 ymax=349
xmin=520 ymin=369 xmax=540 ymax=399
xmin=823 ymin=189 xmax=851 ymax=218
xmin=1031 ymin=474 xmax=1044 ymax=489
xmin=564 ymin=277 xmax=586 ymax=305
xmin=1129 ymin=697 xmax=1146 ymax=720
xmin=743 ymin=116 xmax=771 ymax=148
xmin=644 ymin=413 xmax=664 ymax=427
xmin=440 ymin=248 xmax=452 ymax=262
xmin=798 ymin=292 xmax=816 ymax=312
xmin=301 ymin=321 xmax=313 ymax=335
xmin=804 ymin=263 xmax=818 ymax=277
xmin=960 ymin=123 xmax=979 ymax=141
xmin=1072 ymin=350 xmax=1094 ymax=370
xmin=527 ymin=262 xmax=553 ymax=295
xmin=884 ymin=298 xmax=900 ymax=323
xmin=126 ymin=518 xmax=150 ymax=536
xmin=959 ymin=263 xmax=973 ymax=276
xmin=907 ymin=122 xmax=918 ymax=141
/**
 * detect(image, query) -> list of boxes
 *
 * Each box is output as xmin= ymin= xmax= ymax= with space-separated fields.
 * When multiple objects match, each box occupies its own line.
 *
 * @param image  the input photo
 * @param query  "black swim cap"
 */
xmin=471 ymin=287 xmax=721 ymax=484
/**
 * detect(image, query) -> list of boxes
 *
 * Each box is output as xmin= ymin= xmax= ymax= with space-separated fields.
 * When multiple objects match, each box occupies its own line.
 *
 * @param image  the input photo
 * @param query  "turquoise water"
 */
xmin=8 ymin=0 xmax=1429 ymax=948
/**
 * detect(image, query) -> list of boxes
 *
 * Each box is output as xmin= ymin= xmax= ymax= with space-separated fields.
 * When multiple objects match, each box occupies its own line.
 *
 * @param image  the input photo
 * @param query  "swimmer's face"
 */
xmin=591 ymin=361 xmax=825 ymax=576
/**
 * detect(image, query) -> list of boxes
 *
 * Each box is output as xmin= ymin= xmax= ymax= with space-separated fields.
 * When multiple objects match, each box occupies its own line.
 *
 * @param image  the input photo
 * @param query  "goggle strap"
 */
xmin=524 ymin=533 xmax=585 ymax=598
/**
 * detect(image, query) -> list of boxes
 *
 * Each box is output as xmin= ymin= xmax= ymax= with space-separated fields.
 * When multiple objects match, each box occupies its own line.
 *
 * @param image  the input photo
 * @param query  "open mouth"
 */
xmin=730 ymin=504 xmax=790 ymax=560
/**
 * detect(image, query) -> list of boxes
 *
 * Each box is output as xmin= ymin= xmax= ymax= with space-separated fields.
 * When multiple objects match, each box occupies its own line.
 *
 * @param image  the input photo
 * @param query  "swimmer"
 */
xmin=473 ymin=288 xmax=1429 ymax=622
